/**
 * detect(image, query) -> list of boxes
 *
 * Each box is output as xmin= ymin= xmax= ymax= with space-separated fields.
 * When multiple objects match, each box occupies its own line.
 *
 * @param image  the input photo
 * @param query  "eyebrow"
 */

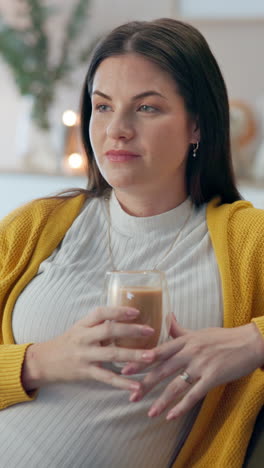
xmin=92 ymin=90 xmax=167 ymax=100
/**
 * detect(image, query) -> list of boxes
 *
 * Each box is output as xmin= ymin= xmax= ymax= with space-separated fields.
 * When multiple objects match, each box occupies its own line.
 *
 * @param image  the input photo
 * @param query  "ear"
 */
xmin=190 ymin=117 xmax=200 ymax=144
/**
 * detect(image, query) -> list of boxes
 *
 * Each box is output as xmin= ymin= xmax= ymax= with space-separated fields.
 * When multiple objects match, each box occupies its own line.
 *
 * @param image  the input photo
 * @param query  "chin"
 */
xmin=104 ymin=173 xmax=139 ymax=190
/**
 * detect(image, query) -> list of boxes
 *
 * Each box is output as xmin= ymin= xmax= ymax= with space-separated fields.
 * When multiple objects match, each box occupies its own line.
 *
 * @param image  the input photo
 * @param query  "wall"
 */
xmin=179 ymin=0 xmax=264 ymax=18
xmin=187 ymin=19 xmax=264 ymax=105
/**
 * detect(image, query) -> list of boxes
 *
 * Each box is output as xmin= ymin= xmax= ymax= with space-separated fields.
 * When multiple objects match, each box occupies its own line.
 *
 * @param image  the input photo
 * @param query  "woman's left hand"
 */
xmin=121 ymin=316 xmax=264 ymax=420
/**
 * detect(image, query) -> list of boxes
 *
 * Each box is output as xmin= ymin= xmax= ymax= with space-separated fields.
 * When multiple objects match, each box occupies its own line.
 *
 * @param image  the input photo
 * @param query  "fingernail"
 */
xmin=126 ymin=309 xmax=139 ymax=317
xmin=121 ymin=366 xmax=133 ymax=374
xmin=166 ymin=411 xmax=177 ymax=420
xmin=148 ymin=407 xmax=158 ymax=417
xmin=142 ymin=351 xmax=154 ymax=361
xmin=142 ymin=327 xmax=154 ymax=336
xmin=129 ymin=383 xmax=140 ymax=391
xmin=129 ymin=392 xmax=139 ymax=402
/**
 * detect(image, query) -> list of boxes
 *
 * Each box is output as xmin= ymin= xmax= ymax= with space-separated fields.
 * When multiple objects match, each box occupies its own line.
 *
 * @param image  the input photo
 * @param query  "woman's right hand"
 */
xmin=21 ymin=306 xmax=155 ymax=392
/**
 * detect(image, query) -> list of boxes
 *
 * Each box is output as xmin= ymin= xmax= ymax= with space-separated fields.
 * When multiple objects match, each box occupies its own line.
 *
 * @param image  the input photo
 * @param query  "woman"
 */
xmin=1 ymin=18 xmax=264 ymax=468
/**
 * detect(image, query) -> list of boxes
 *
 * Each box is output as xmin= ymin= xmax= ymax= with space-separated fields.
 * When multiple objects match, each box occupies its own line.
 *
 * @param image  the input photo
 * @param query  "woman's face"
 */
xmin=89 ymin=53 xmax=199 ymax=200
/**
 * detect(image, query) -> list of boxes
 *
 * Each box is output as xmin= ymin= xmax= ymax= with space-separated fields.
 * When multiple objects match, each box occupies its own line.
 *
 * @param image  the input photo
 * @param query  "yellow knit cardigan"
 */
xmin=0 ymin=195 xmax=264 ymax=468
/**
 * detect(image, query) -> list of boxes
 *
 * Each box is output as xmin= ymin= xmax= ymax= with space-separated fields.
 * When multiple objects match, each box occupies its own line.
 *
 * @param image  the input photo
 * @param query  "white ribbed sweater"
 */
xmin=0 ymin=193 xmax=222 ymax=468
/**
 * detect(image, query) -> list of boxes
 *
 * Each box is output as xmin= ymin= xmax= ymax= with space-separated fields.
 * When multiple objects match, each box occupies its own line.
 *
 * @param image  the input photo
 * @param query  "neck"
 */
xmin=113 ymin=187 xmax=188 ymax=217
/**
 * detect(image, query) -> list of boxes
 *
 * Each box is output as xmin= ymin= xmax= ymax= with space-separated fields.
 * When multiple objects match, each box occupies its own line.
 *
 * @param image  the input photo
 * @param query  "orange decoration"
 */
xmin=230 ymin=99 xmax=257 ymax=147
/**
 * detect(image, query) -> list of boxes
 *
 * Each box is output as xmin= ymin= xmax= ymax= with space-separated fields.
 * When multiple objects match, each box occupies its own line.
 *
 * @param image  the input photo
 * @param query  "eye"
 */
xmin=95 ymin=104 xmax=112 ymax=112
xmin=138 ymin=104 xmax=158 ymax=113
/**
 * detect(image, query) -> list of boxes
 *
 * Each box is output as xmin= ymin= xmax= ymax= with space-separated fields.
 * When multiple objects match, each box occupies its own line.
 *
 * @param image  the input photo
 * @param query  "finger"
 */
xmin=79 ymin=306 xmax=140 ymax=327
xmin=166 ymin=378 xmax=206 ymax=420
xmin=91 ymin=321 xmax=155 ymax=343
xmin=170 ymin=316 xmax=185 ymax=339
xmin=121 ymin=361 xmax=150 ymax=375
xmin=154 ymin=336 xmax=186 ymax=361
xmin=122 ymin=338 xmax=186 ymax=375
xmin=135 ymin=352 xmax=189 ymax=398
xmin=86 ymin=345 xmax=155 ymax=364
xmin=87 ymin=364 xmax=142 ymax=392
xmin=169 ymin=317 xmax=178 ymax=339
xmin=146 ymin=372 xmax=195 ymax=417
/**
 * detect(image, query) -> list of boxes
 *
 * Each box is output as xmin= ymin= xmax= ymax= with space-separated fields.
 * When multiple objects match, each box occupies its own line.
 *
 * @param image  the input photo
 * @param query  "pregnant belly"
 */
xmin=0 ymin=379 xmax=199 ymax=468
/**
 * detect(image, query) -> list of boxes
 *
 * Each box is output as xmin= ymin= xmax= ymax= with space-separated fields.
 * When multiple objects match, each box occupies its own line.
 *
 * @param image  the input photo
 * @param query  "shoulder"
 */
xmin=0 ymin=195 xmax=86 ymax=239
xmin=207 ymin=197 xmax=264 ymax=228
xmin=207 ymin=197 xmax=264 ymax=253
xmin=0 ymin=195 xmax=86 ymax=272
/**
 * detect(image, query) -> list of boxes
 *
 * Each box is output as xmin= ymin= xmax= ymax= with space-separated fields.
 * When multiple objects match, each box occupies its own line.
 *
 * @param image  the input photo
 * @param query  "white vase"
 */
xmin=15 ymin=95 xmax=59 ymax=173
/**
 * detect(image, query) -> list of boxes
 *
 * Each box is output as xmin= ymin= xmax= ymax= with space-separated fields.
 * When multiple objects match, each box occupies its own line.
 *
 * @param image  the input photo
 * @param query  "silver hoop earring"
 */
xmin=192 ymin=141 xmax=199 ymax=158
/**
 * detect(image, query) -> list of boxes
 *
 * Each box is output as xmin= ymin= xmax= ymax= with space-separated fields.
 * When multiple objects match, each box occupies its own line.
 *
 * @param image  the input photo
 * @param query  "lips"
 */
xmin=105 ymin=150 xmax=141 ymax=162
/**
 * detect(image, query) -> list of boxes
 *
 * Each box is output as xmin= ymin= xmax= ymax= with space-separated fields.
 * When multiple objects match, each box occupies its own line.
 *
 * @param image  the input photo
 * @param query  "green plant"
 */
xmin=0 ymin=0 xmax=94 ymax=129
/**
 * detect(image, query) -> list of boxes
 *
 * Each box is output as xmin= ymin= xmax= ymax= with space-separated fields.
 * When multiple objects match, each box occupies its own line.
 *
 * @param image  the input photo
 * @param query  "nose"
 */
xmin=106 ymin=114 xmax=135 ymax=141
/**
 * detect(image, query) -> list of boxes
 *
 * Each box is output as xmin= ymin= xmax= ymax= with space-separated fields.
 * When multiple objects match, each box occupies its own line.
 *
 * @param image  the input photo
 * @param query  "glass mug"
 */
xmin=104 ymin=270 xmax=172 ymax=353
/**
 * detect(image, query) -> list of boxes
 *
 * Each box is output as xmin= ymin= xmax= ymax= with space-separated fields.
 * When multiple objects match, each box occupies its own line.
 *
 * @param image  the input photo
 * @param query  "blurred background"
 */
xmin=0 ymin=0 xmax=264 ymax=218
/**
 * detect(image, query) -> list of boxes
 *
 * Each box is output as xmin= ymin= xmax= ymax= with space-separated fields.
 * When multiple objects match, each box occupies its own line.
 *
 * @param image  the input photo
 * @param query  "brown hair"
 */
xmin=79 ymin=18 xmax=241 ymax=206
